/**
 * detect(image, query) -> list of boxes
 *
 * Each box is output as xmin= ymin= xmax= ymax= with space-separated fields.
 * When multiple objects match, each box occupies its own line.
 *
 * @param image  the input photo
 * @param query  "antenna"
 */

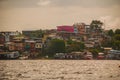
xmin=103 ymin=20 xmax=106 ymax=30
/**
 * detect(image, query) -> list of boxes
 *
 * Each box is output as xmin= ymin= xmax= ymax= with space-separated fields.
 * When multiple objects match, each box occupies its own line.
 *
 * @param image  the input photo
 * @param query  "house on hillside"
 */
xmin=107 ymin=50 xmax=120 ymax=60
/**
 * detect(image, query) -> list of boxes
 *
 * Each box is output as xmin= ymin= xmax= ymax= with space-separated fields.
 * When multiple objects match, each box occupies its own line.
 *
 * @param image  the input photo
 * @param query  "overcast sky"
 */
xmin=0 ymin=0 xmax=120 ymax=31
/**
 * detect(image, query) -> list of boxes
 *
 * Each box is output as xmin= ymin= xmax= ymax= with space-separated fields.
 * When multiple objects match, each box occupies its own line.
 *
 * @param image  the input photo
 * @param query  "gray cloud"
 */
xmin=0 ymin=0 xmax=120 ymax=8
xmin=0 ymin=0 xmax=120 ymax=31
xmin=0 ymin=0 xmax=40 ymax=8
xmin=50 ymin=0 xmax=120 ymax=7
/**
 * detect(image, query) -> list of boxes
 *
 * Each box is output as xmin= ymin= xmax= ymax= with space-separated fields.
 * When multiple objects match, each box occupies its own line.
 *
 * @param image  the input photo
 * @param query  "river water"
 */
xmin=0 ymin=60 xmax=120 ymax=80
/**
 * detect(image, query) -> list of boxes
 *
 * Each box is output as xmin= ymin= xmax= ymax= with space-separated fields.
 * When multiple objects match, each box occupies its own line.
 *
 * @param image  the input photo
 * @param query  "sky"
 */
xmin=0 ymin=0 xmax=120 ymax=31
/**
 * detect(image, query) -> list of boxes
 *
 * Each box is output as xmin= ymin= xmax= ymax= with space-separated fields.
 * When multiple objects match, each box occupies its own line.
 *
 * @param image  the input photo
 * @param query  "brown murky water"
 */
xmin=0 ymin=60 xmax=120 ymax=80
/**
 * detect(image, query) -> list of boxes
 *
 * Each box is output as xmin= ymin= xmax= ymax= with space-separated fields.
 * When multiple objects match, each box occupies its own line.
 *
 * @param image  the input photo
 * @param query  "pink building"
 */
xmin=57 ymin=26 xmax=74 ymax=33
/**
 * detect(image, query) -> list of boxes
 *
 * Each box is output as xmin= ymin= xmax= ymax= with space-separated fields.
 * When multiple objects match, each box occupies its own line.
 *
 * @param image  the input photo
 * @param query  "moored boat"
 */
xmin=0 ymin=51 xmax=20 ymax=59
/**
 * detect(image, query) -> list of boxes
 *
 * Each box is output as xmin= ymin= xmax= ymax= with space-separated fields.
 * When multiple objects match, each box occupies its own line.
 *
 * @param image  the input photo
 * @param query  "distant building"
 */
xmin=4 ymin=37 xmax=25 ymax=52
xmin=85 ymin=25 xmax=91 ymax=34
xmin=0 ymin=34 xmax=5 ymax=51
xmin=57 ymin=26 xmax=71 ymax=40
xmin=22 ymin=30 xmax=35 ymax=38
xmin=0 ymin=33 xmax=5 ymax=44
xmin=35 ymin=43 xmax=42 ymax=49
xmin=22 ymin=30 xmax=45 ymax=39
xmin=7 ymin=42 xmax=15 ymax=51
xmin=107 ymin=50 xmax=120 ymax=60
xmin=44 ymin=29 xmax=57 ymax=35
xmin=0 ymin=31 xmax=20 ymax=42
xmin=73 ymin=23 xmax=86 ymax=34
xmin=57 ymin=25 xmax=74 ymax=33
xmin=34 ymin=38 xmax=43 ymax=52
xmin=85 ymin=37 xmax=101 ymax=48
xmin=25 ymin=40 xmax=36 ymax=52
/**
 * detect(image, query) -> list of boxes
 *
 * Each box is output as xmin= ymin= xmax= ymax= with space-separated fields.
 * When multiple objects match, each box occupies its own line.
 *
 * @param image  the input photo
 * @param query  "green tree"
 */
xmin=90 ymin=49 xmax=99 ymax=59
xmin=66 ymin=40 xmax=85 ymax=53
xmin=102 ymin=29 xmax=120 ymax=50
xmin=114 ymin=34 xmax=120 ymax=41
xmin=27 ymin=29 xmax=45 ymax=38
xmin=115 ymin=29 xmax=120 ymax=34
xmin=113 ymin=33 xmax=120 ymax=50
xmin=90 ymin=20 xmax=103 ymax=32
xmin=113 ymin=40 xmax=120 ymax=50
xmin=107 ymin=29 xmax=114 ymax=37
xmin=35 ymin=29 xmax=44 ymax=38
xmin=46 ymin=39 xmax=66 ymax=57
xmin=101 ymin=40 xmax=113 ymax=47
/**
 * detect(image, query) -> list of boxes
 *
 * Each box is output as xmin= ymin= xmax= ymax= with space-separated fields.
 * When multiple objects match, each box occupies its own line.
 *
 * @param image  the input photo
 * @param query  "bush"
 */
xmin=90 ymin=49 xmax=99 ymax=59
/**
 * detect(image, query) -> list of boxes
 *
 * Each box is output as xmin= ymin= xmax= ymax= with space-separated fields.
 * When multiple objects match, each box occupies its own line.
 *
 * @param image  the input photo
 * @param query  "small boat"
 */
xmin=0 ymin=51 xmax=20 ymax=59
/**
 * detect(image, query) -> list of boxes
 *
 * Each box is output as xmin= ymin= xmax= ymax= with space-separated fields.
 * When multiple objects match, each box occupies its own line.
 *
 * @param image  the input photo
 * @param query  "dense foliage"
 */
xmin=90 ymin=20 xmax=103 ymax=33
xmin=102 ymin=29 xmax=120 ymax=50
xmin=45 ymin=39 xmax=66 ymax=57
xmin=66 ymin=40 xmax=85 ymax=53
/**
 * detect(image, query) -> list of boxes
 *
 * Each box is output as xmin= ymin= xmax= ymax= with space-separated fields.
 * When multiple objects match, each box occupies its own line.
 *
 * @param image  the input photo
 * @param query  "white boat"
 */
xmin=0 ymin=51 xmax=20 ymax=59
